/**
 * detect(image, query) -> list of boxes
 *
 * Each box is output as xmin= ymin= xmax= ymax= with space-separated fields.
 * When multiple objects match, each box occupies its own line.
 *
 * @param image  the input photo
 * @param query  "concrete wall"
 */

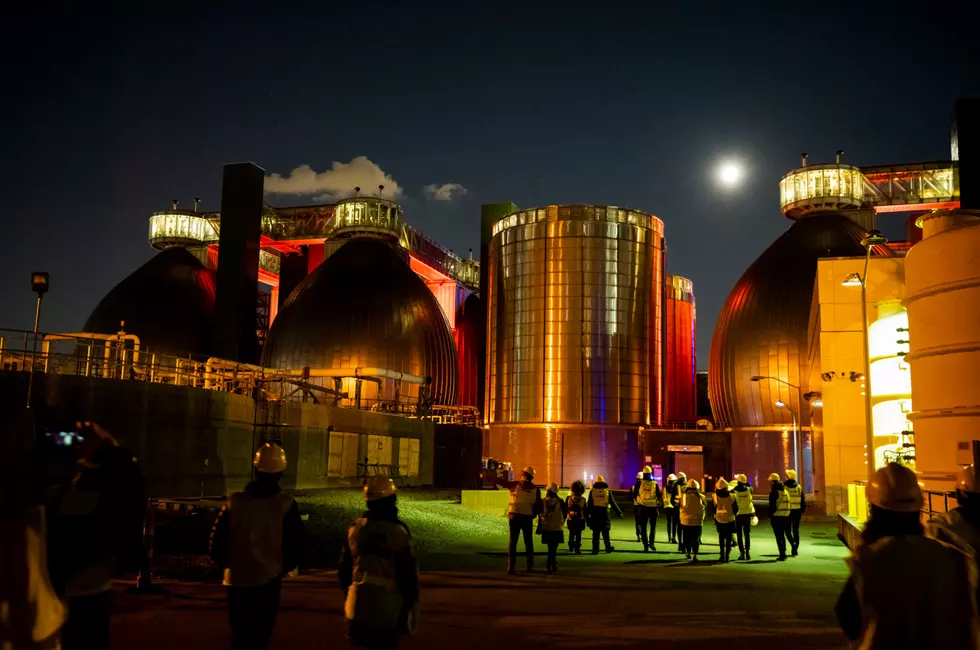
xmin=1 ymin=372 xmax=468 ymax=498
xmin=461 ymin=488 xmax=587 ymax=517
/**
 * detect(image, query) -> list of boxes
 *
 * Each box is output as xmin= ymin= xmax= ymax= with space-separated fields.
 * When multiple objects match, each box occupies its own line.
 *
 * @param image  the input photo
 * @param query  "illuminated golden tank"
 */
xmin=485 ymin=205 xmax=665 ymax=488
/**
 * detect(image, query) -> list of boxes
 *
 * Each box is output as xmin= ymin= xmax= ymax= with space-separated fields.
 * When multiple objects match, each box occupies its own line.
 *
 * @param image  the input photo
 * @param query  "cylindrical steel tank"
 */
xmin=454 ymin=293 xmax=481 ymax=408
xmin=665 ymin=275 xmax=696 ymax=421
xmin=485 ymin=204 xmax=665 ymax=488
xmin=906 ymin=210 xmax=980 ymax=488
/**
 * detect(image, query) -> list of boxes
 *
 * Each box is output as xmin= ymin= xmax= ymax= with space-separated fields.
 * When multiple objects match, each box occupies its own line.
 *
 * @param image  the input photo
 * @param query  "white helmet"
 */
xmin=667 ymin=473 xmax=677 ymax=481
xmin=253 ymin=443 xmax=287 ymax=473
xmin=365 ymin=475 xmax=397 ymax=502
xmin=867 ymin=463 xmax=923 ymax=513
xmin=547 ymin=481 xmax=559 ymax=493
xmin=522 ymin=465 xmax=536 ymax=479
xmin=716 ymin=478 xmax=728 ymax=489
xmin=958 ymin=465 xmax=978 ymax=494
xmin=686 ymin=478 xmax=700 ymax=490
xmin=636 ymin=471 xmax=644 ymax=479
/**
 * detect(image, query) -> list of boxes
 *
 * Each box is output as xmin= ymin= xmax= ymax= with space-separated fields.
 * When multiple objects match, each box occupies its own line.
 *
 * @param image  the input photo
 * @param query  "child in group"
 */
xmin=566 ymin=480 xmax=587 ymax=554
xmin=538 ymin=482 xmax=568 ymax=574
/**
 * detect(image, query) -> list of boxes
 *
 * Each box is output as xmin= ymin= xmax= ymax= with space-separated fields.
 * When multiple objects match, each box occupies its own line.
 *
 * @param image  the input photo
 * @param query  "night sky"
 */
xmin=3 ymin=3 xmax=977 ymax=368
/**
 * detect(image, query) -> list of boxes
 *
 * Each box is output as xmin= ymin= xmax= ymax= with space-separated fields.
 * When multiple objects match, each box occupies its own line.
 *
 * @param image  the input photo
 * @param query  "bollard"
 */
xmin=127 ymin=498 xmax=166 ymax=594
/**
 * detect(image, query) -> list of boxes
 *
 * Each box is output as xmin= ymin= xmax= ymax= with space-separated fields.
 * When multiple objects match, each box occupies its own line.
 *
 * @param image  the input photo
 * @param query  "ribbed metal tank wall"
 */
xmin=906 ymin=210 xmax=980 ymax=487
xmin=454 ymin=293 xmax=481 ymax=408
xmin=485 ymin=204 xmax=664 ymax=488
xmin=665 ymin=275 xmax=696 ymax=421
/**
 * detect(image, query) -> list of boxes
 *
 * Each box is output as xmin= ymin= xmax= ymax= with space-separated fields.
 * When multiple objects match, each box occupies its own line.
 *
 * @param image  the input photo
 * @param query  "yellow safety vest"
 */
xmin=713 ymin=493 xmax=736 ymax=524
xmin=540 ymin=498 xmax=565 ymax=532
xmin=635 ymin=480 xmax=660 ymax=507
xmin=344 ymin=518 xmax=414 ymax=630
xmin=772 ymin=488 xmax=791 ymax=517
xmin=592 ymin=488 xmax=609 ymax=508
xmin=508 ymin=485 xmax=537 ymax=516
xmin=224 ymin=491 xmax=295 ymax=586
xmin=734 ymin=488 xmax=755 ymax=515
xmin=663 ymin=483 xmax=676 ymax=508
xmin=786 ymin=484 xmax=803 ymax=510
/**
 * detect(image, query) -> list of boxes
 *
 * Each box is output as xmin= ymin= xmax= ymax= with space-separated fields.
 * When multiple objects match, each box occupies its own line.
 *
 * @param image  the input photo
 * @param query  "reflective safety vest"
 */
xmin=635 ymin=479 xmax=660 ymax=507
xmin=663 ymin=482 xmax=676 ymax=508
xmin=591 ymin=487 xmax=610 ymax=508
xmin=772 ymin=488 xmax=791 ymax=517
xmin=540 ymin=497 xmax=565 ymax=532
xmin=680 ymin=490 xmax=705 ymax=526
xmin=734 ymin=488 xmax=755 ymax=515
xmin=224 ymin=491 xmax=295 ymax=587
xmin=508 ymin=484 xmax=537 ymax=516
xmin=786 ymin=483 xmax=804 ymax=510
xmin=344 ymin=518 xmax=415 ymax=630
xmin=713 ymin=493 xmax=736 ymax=524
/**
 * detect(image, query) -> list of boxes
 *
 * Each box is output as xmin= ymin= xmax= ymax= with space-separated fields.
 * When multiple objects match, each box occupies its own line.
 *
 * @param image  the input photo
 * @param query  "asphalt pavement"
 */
xmin=111 ymin=515 xmax=851 ymax=649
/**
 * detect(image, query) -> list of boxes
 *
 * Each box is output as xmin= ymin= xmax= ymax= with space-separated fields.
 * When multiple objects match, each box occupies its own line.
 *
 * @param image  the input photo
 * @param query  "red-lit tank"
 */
xmin=455 ymin=293 xmax=481 ymax=408
xmin=665 ymin=275 xmax=696 ymax=421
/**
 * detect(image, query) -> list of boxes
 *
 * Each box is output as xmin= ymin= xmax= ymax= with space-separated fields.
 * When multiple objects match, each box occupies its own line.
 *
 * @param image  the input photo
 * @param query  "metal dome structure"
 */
xmin=262 ymin=238 xmax=459 ymax=405
xmin=709 ymin=212 xmax=869 ymax=430
xmin=84 ymin=247 xmax=217 ymax=356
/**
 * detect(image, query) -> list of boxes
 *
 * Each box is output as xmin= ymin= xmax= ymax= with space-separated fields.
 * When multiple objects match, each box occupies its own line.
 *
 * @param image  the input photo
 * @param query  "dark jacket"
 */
xmin=47 ymin=443 xmax=145 ymax=595
xmin=210 ymin=478 xmax=304 ymax=575
xmin=768 ymin=480 xmax=785 ymax=516
xmin=784 ymin=478 xmax=807 ymax=512
xmin=586 ymin=481 xmax=622 ymax=528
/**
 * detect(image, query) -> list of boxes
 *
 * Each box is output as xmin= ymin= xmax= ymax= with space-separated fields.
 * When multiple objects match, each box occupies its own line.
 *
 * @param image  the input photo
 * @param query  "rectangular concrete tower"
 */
xmin=953 ymin=98 xmax=980 ymax=210
xmin=214 ymin=162 xmax=265 ymax=364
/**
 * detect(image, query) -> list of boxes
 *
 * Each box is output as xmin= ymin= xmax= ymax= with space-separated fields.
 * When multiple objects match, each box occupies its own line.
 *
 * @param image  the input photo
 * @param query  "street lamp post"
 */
xmin=750 ymin=374 xmax=805 ymax=489
xmin=842 ymin=229 xmax=888 ymax=487
xmin=26 ymin=272 xmax=49 ymax=409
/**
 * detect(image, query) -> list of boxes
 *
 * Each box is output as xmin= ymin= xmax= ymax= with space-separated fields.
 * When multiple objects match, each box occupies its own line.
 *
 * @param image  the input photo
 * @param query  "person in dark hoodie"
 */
xmin=210 ymin=443 xmax=304 ymax=650
xmin=783 ymin=469 xmax=806 ymax=556
xmin=732 ymin=473 xmax=755 ymax=560
xmin=663 ymin=473 xmax=678 ymax=545
xmin=587 ymin=475 xmax=623 ymax=554
xmin=566 ymin=480 xmax=588 ymax=554
xmin=712 ymin=478 xmax=737 ymax=563
xmin=631 ymin=466 xmax=663 ymax=552
xmin=338 ymin=476 xmax=420 ymax=649
xmin=496 ymin=465 xmax=543 ymax=574
xmin=767 ymin=472 xmax=791 ymax=561
xmin=673 ymin=472 xmax=688 ymax=553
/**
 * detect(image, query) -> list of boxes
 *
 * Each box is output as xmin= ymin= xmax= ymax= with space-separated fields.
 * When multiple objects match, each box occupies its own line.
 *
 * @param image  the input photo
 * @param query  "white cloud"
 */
xmin=264 ymin=157 xmax=402 ymax=201
xmin=423 ymin=182 xmax=468 ymax=202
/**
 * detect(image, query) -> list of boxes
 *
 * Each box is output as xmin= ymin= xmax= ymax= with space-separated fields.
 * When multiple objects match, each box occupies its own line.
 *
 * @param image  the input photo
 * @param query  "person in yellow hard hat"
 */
xmin=768 ymin=472 xmax=791 ymax=561
xmin=663 ymin=473 xmax=679 ymax=545
xmin=495 ymin=465 xmax=542 ymax=574
xmin=631 ymin=466 xmax=663 ymax=551
xmin=732 ymin=473 xmax=755 ymax=560
xmin=784 ymin=469 xmax=806 ymax=556
xmin=339 ymin=475 xmax=419 ymax=649
xmin=210 ymin=442 xmax=304 ymax=650
xmin=631 ymin=471 xmax=644 ymax=543
xmin=587 ymin=475 xmax=622 ymax=554
xmin=679 ymin=479 xmax=706 ymax=561
xmin=836 ymin=463 xmax=980 ymax=649
xmin=672 ymin=472 xmax=688 ymax=553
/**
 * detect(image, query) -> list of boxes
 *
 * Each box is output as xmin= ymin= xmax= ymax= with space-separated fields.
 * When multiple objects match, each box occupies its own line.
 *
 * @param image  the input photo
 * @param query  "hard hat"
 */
xmin=253 ymin=443 xmax=287 ymax=473
xmin=738 ymin=473 xmax=748 ymax=484
xmin=522 ymin=465 xmax=535 ymax=478
xmin=636 ymin=472 xmax=644 ymax=479
xmin=677 ymin=472 xmax=687 ymax=479
xmin=595 ymin=475 xmax=605 ymax=484
xmin=785 ymin=469 xmax=797 ymax=481
xmin=768 ymin=472 xmax=781 ymax=482
xmin=958 ymin=466 xmax=978 ymax=494
xmin=667 ymin=473 xmax=677 ymax=481
xmin=364 ymin=475 xmax=396 ymax=502
xmin=716 ymin=478 xmax=728 ymax=489
xmin=731 ymin=476 xmax=739 ymax=483
xmin=750 ymin=515 xmax=759 ymax=526
xmin=547 ymin=481 xmax=559 ymax=493
xmin=686 ymin=478 xmax=700 ymax=490
xmin=866 ymin=463 xmax=923 ymax=513
xmin=643 ymin=465 xmax=652 ymax=474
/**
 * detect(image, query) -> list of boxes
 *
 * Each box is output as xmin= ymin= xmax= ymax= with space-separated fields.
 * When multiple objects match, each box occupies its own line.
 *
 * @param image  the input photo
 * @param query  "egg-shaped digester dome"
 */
xmin=262 ymin=238 xmax=459 ymax=405
xmin=84 ymin=247 xmax=217 ymax=356
xmin=709 ymin=212 xmax=869 ymax=430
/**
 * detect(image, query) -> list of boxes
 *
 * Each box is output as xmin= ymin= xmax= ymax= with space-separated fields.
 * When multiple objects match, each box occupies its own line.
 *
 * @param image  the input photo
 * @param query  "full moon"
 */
xmin=717 ymin=160 xmax=744 ymax=187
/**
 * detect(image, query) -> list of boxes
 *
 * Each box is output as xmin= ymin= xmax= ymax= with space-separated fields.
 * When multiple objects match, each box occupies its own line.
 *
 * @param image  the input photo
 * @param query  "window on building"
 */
xmin=367 ymin=435 xmax=393 ymax=467
xmin=328 ymin=432 xmax=360 ymax=478
xmin=398 ymin=437 xmax=420 ymax=477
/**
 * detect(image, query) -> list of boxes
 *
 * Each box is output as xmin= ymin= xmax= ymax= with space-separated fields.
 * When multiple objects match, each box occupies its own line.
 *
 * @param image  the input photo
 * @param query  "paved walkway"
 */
xmin=112 ymin=518 xmax=851 ymax=649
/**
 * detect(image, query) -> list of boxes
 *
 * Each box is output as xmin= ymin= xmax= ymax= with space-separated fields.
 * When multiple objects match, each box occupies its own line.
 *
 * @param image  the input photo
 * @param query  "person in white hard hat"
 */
xmin=339 ymin=475 xmax=419 ymax=649
xmin=679 ymin=478 xmax=706 ymax=561
xmin=663 ymin=473 xmax=679 ymax=545
xmin=672 ymin=472 xmax=688 ymax=553
xmin=836 ymin=462 xmax=980 ymax=649
xmin=587 ymin=475 xmax=622 ymax=554
xmin=768 ymin=472 xmax=791 ymax=561
xmin=631 ymin=466 xmax=663 ymax=551
xmin=732 ymin=473 xmax=755 ymax=560
xmin=210 ymin=442 xmax=303 ymax=650
xmin=631 ymin=471 xmax=645 ymax=543
xmin=784 ymin=469 xmax=806 ymax=556
xmin=538 ymin=482 xmax=568 ymax=574
xmin=495 ymin=465 xmax=542 ymax=574
xmin=713 ymin=478 xmax=737 ymax=563
xmin=928 ymin=465 xmax=980 ymax=561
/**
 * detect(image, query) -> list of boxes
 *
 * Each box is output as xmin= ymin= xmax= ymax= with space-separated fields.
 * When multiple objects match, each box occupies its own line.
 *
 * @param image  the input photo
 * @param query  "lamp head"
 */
xmin=750 ymin=375 xmax=763 ymax=382
xmin=842 ymin=273 xmax=863 ymax=287
xmin=861 ymin=229 xmax=888 ymax=248
xmin=775 ymin=400 xmax=787 ymax=408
